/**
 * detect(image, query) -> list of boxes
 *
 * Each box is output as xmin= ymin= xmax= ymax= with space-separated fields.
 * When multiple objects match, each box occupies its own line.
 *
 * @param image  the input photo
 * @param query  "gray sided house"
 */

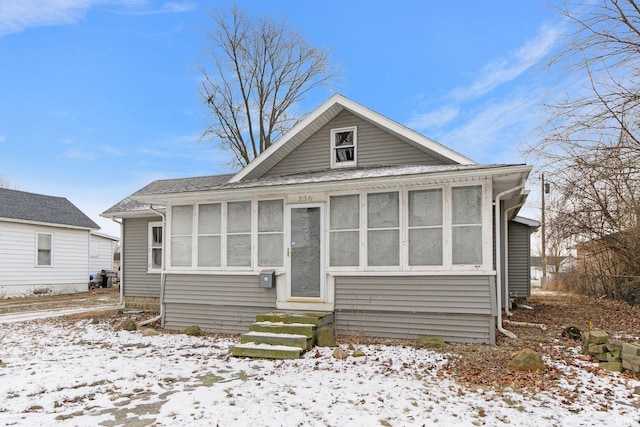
xmin=0 ymin=188 xmax=101 ymax=297
xmin=102 ymin=94 xmax=534 ymax=344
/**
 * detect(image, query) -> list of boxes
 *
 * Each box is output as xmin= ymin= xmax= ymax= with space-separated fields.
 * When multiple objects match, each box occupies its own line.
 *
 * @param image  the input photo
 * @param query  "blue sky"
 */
xmin=0 ymin=0 xmax=567 ymax=236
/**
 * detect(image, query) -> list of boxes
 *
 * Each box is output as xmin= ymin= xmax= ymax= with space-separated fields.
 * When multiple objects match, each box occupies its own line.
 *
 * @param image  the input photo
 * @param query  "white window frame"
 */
xmin=330 ymin=126 xmax=357 ymax=169
xmin=35 ymin=232 xmax=53 ymax=267
xmin=256 ymin=199 xmax=285 ymax=268
xmin=197 ymin=202 xmax=222 ymax=269
xmin=328 ymin=193 xmax=361 ymax=270
xmin=405 ymin=185 xmax=446 ymax=270
xmin=148 ymin=222 xmax=163 ymax=273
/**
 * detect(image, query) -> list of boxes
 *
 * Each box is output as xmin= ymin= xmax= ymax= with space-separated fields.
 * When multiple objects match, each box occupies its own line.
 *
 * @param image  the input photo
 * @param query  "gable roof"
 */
xmin=0 ymin=188 xmax=99 ymax=229
xmin=230 ymin=94 xmax=476 ymax=182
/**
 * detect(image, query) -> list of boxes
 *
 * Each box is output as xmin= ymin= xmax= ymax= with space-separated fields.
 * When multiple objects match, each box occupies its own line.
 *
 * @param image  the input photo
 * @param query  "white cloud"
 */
xmin=449 ymin=24 xmax=563 ymax=101
xmin=0 ymin=0 xmax=195 ymax=35
xmin=406 ymin=106 xmax=459 ymax=131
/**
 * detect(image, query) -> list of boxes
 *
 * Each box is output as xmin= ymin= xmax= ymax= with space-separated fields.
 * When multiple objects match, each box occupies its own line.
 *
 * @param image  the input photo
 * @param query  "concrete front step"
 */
xmin=231 ymin=343 xmax=301 ymax=359
xmin=249 ymin=321 xmax=315 ymax=338
xmin=240 ymin=331 xmax=312 ymax=350
xmin=256 ymin=311 xmax=334 ymax=327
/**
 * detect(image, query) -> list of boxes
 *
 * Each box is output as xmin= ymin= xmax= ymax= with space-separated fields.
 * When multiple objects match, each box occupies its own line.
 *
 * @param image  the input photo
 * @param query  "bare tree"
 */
xmin=0 ymin=174 xmax=17 ymax=189
xmin=528 ymin=1 xmax=640 ymax=300
xmin=200 ymin=7 xmax=337 ymax=168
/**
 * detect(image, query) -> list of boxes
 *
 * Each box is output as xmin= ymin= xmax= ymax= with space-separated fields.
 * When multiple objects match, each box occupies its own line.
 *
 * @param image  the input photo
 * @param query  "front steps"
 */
xmin=232 ymin=311 xmax=333 ymax=359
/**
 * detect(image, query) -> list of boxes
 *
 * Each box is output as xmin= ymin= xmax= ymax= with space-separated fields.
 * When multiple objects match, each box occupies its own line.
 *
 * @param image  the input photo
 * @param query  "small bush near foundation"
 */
xmin=184 ymin=325 xmax=202 ymax=336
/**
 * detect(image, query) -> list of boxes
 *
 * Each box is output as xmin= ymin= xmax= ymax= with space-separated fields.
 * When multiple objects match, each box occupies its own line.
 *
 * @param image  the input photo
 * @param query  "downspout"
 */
xmin=110 ymin=218 xmax=125 ymax=307
xmin=504 ymin=200 xmax=526 ymax=317
xmin=495 ymin=184 xmax=524 ymax=339
xmin=138 ymin=205 xmax=166 ymax=328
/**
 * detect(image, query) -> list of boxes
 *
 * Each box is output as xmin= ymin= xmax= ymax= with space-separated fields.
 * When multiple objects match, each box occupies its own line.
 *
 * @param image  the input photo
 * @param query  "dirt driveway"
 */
xmin=0 ymin=287 xmax=120 ymax=316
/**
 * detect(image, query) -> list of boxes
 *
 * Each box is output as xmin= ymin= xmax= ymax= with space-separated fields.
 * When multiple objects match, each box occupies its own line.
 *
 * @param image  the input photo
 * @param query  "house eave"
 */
xmin=132 ymin=164 xmax=531 ymax=205
xmin=0 ymin=216 xmax=97 ymax=231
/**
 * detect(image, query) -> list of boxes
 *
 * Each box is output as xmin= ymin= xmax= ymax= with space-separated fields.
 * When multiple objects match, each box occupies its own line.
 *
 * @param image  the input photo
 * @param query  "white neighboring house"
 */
xmin=89 ymin=231 xmax=119 ymax=279
xmin=0 ymin=188 xmax=114 ymax=297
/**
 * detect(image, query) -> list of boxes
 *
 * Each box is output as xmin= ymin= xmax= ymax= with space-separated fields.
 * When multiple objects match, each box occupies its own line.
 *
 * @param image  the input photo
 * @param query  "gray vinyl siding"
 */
xmin=264 ymin=110 xmax=446 ymax=177
xmin=163 ymin=274 xmax=276 ymax=333
xmin=122 ymin=217 xmax=161 ymax=298
xmin=507 ymin=221 xmax=531 ymax=298
xmin=334 ymin=275 xmax=497 ymax=344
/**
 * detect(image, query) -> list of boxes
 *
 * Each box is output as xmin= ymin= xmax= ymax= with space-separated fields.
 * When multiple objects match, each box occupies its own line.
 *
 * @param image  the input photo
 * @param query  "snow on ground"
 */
xmin=0 ymin=318 xmax=638 ymax=426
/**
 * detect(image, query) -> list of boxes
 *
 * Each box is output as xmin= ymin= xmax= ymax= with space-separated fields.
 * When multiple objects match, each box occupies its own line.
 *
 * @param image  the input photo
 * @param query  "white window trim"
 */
xmin=256 ymin=199 xmax=285 ymax=268
xmin=330 ymin=126 xmax=357 ymax=169
xmin=327 ymin=192 xmax=361 ymax=271
xmin=148 ymin=221 xmax=163 ymax=273
xmin=449 ymin=183 xmax=487 ymax=270
xmin=35 ymin=232 xmax=53 ymax=267
xmin=197 ymin=202 xmax=222 ymax=269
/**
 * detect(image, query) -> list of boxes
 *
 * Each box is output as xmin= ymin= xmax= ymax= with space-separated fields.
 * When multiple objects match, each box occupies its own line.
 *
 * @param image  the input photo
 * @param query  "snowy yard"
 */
xmin=0 ymin=316 xmax=639 ymax=426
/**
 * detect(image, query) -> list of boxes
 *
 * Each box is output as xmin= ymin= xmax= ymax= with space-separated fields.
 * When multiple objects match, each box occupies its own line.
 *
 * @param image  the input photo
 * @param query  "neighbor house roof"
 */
xmin=0 ymin=188 xmax=99 ymax=229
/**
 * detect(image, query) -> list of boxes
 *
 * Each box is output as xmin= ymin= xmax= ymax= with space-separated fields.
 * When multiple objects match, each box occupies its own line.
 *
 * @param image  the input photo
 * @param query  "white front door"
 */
xmin=286 ymin=204 xmax=324 ymax=300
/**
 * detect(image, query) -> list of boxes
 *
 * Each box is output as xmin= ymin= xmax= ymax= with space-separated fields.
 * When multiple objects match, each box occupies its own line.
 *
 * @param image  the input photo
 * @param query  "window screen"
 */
xmin=367 ymin=192 xmax=399 ymax=266
xmin=330 ymin=194 xmax=360 ymax=267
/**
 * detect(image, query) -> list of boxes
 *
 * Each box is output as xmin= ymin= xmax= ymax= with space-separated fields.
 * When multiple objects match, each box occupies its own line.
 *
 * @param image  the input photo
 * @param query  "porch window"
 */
xmin=408 ymin=189 xmax=443 ymax=266
xmin=452 ymin=185 xmax=483 ymax=264
xmin=330 ymin=194 xmax=359 ymax=266
xmin=258 ymin=199 xmax=283 ymax=266
xmin=227 ymin=201 xmax=252 ymax=267
xmin=171 ymin=205 xmax=193 ymax=267
xmin=148 ymin=222 xmax=163 ymax=271
xmin=331 ymin=126 xmax=357 ymax=168
xmin=36 ymin=233 xmax=52 ymax=266
xmin=198 ymin=203 xmax=221 ymax=267
xmin=367 ymin=192 xmax=399 ymax=266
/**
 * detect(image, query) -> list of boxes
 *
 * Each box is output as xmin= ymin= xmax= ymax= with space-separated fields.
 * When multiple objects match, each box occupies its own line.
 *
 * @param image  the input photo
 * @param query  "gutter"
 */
xmin=494 ymin=185 xmax=525 ymax=339
xmin=110 ymin=218 xmax=124 ymax=307
xmin=138 ymin=205 xmax=166 ymax=328
xmin=503 ymin=198 xmax=526 ymax=317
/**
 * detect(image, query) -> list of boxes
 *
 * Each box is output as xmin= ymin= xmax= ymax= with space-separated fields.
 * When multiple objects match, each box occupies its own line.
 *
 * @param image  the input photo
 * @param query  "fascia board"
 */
xmin=133 ymin=165 xmax=531 ymax=205
xmin=0 ymin=217 xmax=96 ymax=231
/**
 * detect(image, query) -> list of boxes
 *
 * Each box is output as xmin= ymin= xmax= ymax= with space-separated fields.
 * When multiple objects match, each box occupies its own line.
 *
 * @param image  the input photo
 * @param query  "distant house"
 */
xmin=103 ymin=94 xmax=535 ymax=344
xmin=0 ymin=188 xmax=112 ymax=297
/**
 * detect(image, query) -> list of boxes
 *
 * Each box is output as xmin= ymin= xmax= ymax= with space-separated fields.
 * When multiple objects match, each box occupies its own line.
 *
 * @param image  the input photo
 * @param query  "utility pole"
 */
xmin=541 ymin=174 xmax=547 ymax=283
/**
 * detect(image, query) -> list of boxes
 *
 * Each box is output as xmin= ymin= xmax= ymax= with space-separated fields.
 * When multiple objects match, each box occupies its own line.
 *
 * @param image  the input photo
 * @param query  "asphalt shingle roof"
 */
xmin=0 ymin=188 xmax=99 ymax=229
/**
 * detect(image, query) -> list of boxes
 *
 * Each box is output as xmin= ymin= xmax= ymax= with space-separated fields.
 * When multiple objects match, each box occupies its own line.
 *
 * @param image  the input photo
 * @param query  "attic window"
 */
xmin=331 ymin=126 xmax=357 ymax=168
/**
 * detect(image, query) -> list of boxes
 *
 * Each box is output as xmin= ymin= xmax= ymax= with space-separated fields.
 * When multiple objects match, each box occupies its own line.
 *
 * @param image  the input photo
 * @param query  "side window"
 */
xmin=148 ymin=222 xmax=163 ymax=271
xmin=36 ymin=233 xmax=52 ymax=266
xmin=227 ymin=201 xmax=252 ymax=267
xmin=198 ymin=203 xmax=221 ymax=267
xmin=171 ymin=205 xmax=193 ymax=267
xmin=330 ymin=194 xmax=360 ymax=267
xmin=452 ymin=186 xmax=483 ymax=265
xmin=331 ymin=126 xmax=357 ymax=168
xmin=408 ymin=189 xmax=443 ymax=266
xmin=258 ymin=200 xmax=284 ymax=267
xmin=367 ymin=192 xmax=399 ymax=266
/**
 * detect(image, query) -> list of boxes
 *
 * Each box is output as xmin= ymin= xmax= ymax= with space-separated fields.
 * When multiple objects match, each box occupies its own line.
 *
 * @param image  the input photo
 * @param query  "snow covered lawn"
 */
xmin=0 ymin=317 xmax=638 ymax=426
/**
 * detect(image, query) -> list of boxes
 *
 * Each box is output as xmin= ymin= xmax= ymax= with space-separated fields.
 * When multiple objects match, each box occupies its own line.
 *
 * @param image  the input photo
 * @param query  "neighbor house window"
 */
xmin=227 ymin=201 xmax=252 ymax=267
xmin=148 ymin=222 xmax=163 ymax=271
xmin=36 ymin=232 xmax=52 ymax=266
xmin=408 ymin=189 xmax=443 ymax=266
xmin=171 ymin=205 xmax=193 ymax=267
xmin=331 ymin=126 xmax=357 ymax=168
xmin=367 ymin=192 xmax=399 ymax=266
xmin=258 ymin=200 xmax=284 ymax=267
xmin=330 ymin=194 xmax=360 ymax=266
xmin=198 ymin=203 xmax=221 ymax=267
xmin=452 ymin=185 xmax=483 ymax=265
